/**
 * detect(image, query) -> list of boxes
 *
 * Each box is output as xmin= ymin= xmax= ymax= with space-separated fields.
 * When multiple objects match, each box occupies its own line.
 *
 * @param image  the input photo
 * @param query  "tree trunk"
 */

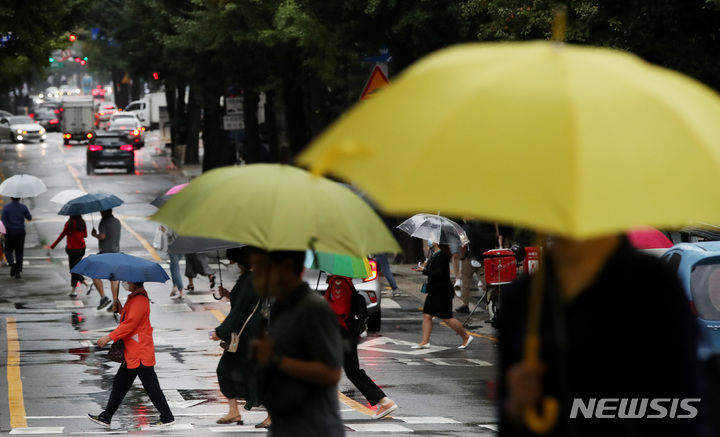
xmin=201 ymin=90 xmax=232 ymax=172
xmin=185 ymin=87 xmax=201 ymax=165
xmin=264 ymin=91 xmax=279 ymax=163
xmin=242 ymin=90 xmax=261 ymax=164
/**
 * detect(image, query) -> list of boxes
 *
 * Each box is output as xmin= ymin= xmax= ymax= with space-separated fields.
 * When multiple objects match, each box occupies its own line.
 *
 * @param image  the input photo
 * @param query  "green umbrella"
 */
xmin=151 ymin=164 xmax=399 ymax=258
xmin=304 ymin=250 xmax=371 ymax=278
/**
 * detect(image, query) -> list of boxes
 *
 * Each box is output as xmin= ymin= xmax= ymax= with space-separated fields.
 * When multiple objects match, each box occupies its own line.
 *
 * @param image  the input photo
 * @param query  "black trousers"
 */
xmin=5 ymin=229 xmax=25 ymax=275
xmin=100 ymin=363 xmax=174 ymax=423
xmin=66 ymin=248 xmax=85 ymax=287
xmin=343 ymin=333 xmax=386 ymax=406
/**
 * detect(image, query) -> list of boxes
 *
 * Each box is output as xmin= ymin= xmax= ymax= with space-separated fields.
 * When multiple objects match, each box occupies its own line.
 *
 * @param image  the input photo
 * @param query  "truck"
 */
xmin=123 ymin=92 xmax=167 ymax=130
xmin=61 ymin=96 xmax=95 ymax=145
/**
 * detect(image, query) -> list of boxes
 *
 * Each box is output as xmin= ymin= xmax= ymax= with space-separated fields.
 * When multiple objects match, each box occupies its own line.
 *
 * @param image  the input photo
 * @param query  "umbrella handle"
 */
xmin=524 ymin=397 xmax=559 ymax=435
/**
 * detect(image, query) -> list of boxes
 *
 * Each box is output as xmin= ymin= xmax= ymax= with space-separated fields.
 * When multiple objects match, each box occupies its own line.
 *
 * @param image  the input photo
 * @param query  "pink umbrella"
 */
xmin=627 ymin=226 xmax=673 ymax=249
xmin=165 ymin=184 xmax=188 ymax=195
xmin=0 ymin=220 xmax=5 ymax=234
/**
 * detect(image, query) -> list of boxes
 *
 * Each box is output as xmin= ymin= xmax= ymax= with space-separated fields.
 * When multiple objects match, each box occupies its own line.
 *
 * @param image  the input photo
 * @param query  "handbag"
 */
xmin=220 ymin=300 xmax=260 ymax=353
xmin=421 ymin=283 xmax=428 ymax=293
xmin=152 ymin=226 xmax=167 ymax=252
xmin=108 ymin=339 xmax=125 ymax=363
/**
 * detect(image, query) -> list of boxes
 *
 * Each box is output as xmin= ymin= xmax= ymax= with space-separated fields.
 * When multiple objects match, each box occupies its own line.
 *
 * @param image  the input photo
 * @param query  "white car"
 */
xmin=108 ymin=112 xmax=142 ymax=125
xmin=0 ymin=116 xmax=47 ymax=143
xmin=303 ymin=258 xmax=383 ymax=331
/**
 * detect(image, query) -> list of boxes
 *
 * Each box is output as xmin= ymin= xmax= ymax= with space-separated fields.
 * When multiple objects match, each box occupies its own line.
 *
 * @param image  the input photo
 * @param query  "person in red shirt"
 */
xmin=47 ymin=215 xmax=91 ymax=297
xmin=88 ymin=282 xmax=175 ymax=429
xmin=324 ymin=274 xmax=398 ymax=419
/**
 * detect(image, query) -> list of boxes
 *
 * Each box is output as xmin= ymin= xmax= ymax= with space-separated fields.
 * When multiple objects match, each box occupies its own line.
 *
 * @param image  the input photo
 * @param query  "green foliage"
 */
xmin=0 ymin=0 xmax=90 ymax=93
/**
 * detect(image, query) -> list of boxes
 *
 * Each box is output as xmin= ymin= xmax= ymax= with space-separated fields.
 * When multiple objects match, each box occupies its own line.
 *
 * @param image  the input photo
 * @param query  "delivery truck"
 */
xmin=123 ymin=92 xmax=167 ymax=130
xmin=61 ymin=96 xmax=95 ymax=145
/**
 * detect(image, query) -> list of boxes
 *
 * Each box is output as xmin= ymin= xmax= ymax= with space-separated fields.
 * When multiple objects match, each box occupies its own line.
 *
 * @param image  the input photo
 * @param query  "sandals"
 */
xmin=170 ymin=288 xmax=178 ymax=297
xmin=216 ymin=415 xmax=243 ymax=425
xmin=185 ymin=285 xmax=194 ymax=292
xmin=209 ymin=275 xmax=216 ymax=289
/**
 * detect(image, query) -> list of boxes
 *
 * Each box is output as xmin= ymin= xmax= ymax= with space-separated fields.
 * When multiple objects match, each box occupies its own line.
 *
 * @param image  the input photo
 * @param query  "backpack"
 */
xmin=325 ymin=275 xmax=369 ymax=336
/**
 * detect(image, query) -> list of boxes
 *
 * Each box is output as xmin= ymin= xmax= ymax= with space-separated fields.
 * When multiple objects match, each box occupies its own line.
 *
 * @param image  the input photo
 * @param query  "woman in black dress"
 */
xmin=413 ymin=242 xmax=473 ymax=349
xmin=210 ymin=247 xmax=261 ymax=425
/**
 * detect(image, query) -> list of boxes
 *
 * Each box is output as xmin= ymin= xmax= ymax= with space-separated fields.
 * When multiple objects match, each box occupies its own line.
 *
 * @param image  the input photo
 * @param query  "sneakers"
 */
xmin=458 ymin=335 xmax=474 ymax=349
xmin=97 ymin=296 xmax=111 ymax=310
xmin=68 ymin=290 xmax=78 ymax=298
xmin=87 ymin=414 xmax=111 ymax=428
xmin=148 ymin=419 xmax=175 ymax=427
xmin=455 ymin=305 xmax=470 ymax=314
xmin=372 ymin=398 xmax=398 ymax=419
xmin=86 ymin=282 xmax=94 ymax=295
xmin=453 ymin=279 xmax=462 ymax=290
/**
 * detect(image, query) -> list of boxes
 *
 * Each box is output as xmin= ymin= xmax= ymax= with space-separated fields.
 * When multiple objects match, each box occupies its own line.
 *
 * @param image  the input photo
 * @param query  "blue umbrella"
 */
xmin=58 ymin=193 xmax=124 ymax=216
xmin=71 ymin=253 xmax=170 ymax=283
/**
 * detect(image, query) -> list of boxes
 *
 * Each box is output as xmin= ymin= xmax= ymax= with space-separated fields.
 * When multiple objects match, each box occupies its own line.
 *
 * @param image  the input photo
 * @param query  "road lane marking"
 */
xmin=7 ymin=317 xmax=27 ymax=429
xmin=338 ymin=392 xmax=375 ymax=416
xmin=65 ymin=162 xmax=85 ymax=192
xmin=9 ymin=427 xmax=64 ymax=434
xmin=117 ymin=217 xmax=162 ymax=261
xmin=345 ymin=423 xmax=412 ymax=432
xmin=210 ymin=310 xmax=226 ymax=322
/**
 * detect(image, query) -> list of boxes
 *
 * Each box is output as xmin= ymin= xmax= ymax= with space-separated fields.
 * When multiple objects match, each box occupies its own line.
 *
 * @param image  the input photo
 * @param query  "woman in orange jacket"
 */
xmin=88 ymin=282 xmax=175 ymax=429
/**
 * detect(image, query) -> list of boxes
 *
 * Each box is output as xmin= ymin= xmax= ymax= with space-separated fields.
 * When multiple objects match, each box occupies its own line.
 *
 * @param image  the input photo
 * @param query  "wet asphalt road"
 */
xmin=0 ymin=132 xmax=500 ymax=436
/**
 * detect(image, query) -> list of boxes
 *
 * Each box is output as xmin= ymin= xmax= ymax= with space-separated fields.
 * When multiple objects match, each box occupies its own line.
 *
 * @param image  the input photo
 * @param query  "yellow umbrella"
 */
xmin=298 ymin=41 xmax=720 ymax=239
xmin=151 ymin=164 xmax=399 ymax=258
xmin=298 ymin=41 xmax=720 ymax=434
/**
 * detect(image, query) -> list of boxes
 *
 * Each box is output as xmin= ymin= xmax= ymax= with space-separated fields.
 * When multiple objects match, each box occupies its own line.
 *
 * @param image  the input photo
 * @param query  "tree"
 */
xmin=0 ymin=0 xmax=90 ymax=109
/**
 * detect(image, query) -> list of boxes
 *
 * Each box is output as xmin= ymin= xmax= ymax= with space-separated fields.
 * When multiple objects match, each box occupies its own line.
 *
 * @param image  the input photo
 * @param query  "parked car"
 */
xmin=303 ymin=257 xmax=383 ymax=331
xmin=0 ymin=116 xmax=46 ymax=143
xmin=31 ymin=107 xmax=61 ymax=132
xmin=0 ymin=110 xmax=13 ymax=118
xmin=86 ymin=132 xmax=135 ymax=175
xmin=106 ymin=119 xmax=145 ymax=148
xmin=661 ymin=242 xmax=720 ymax=359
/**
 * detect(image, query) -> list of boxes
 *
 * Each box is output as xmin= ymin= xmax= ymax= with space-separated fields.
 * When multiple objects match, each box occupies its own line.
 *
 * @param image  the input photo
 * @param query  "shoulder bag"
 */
xmin=221 ymin=300 xmax=261 ymax=353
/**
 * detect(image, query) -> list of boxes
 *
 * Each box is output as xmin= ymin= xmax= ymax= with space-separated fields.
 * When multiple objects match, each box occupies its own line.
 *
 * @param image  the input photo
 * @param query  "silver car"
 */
xmin=0 ymin=116 xmax=47 ymax=143
xmin=303 ymin=257 xmax=383 ymax=331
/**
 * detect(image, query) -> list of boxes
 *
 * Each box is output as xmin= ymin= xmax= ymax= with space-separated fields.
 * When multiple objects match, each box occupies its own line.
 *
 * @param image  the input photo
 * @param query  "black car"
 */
xmin=106 ymin=119 xmax=144 ymax=148
xmin=86 ymin=133 xmax=135 ymax=175
xmin=31 ymin=107 xmax=61 ymax=132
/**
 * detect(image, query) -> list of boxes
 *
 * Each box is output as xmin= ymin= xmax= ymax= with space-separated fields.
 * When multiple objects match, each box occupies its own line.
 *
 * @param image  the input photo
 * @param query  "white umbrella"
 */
xmin=0 ymin=174 xmax=47 ymax=198
xmin=397 ymin=213 xmax=469 ymax=247
xmin=50 ymin=189 xmax=87 ymax=204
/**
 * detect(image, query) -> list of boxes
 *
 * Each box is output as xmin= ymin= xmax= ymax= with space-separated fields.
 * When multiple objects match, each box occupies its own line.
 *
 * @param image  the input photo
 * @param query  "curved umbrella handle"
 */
xmin=524 ymin=397 xmax=559 ymax=435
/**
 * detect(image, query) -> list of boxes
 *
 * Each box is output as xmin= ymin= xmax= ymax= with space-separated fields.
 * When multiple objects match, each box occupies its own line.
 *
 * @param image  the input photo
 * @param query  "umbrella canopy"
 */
xmin=626 ymin=227 xmax=673 ymax=249
xmin=0 ymin=220 xmax=5 ymax=234
xmin=152 ymin=164 xmax=399 ymax=258
xmin=168 ymin=236 xmax=242 ymax=254
xmin=304 ymin=249 xmax=371 ymax=278
xmin=298 ymin=41 xmax=720 ymax=239
xmin=150 ymin=184 xmax=188 ymax=208
xmin=71 ymin=253 xmax=169 ymax=283
xmin=397 ymin=214 xmax=469 ymax=247
xmin=50 ymin=189 xmax=87 ymax=204
xmin=58 ymin=193 xmax=124 ymax=216
xmin=150 ymin=194 xmax=171 ymax=208
xmin=0 ymin=174 xmax=47 ymax=198
xmin=165 ymin=183 xmax=188 ymax=195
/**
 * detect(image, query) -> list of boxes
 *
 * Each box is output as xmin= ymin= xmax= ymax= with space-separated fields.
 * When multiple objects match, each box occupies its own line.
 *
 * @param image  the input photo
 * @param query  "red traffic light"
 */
xmin=69 ymin=34 xmax=77 ymax=42
xmin=152 ymin=72 xmax=159 ymax=81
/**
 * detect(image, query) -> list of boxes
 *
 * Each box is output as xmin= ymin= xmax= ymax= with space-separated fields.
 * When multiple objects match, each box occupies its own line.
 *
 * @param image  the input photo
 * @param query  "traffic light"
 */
xmin=49 ymin=57 xmax=55 ymax=63
xmin=153 ymin=72 xmax=159 ymax=80
xmin=69 ymin=34 xmax=77 ymax=42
